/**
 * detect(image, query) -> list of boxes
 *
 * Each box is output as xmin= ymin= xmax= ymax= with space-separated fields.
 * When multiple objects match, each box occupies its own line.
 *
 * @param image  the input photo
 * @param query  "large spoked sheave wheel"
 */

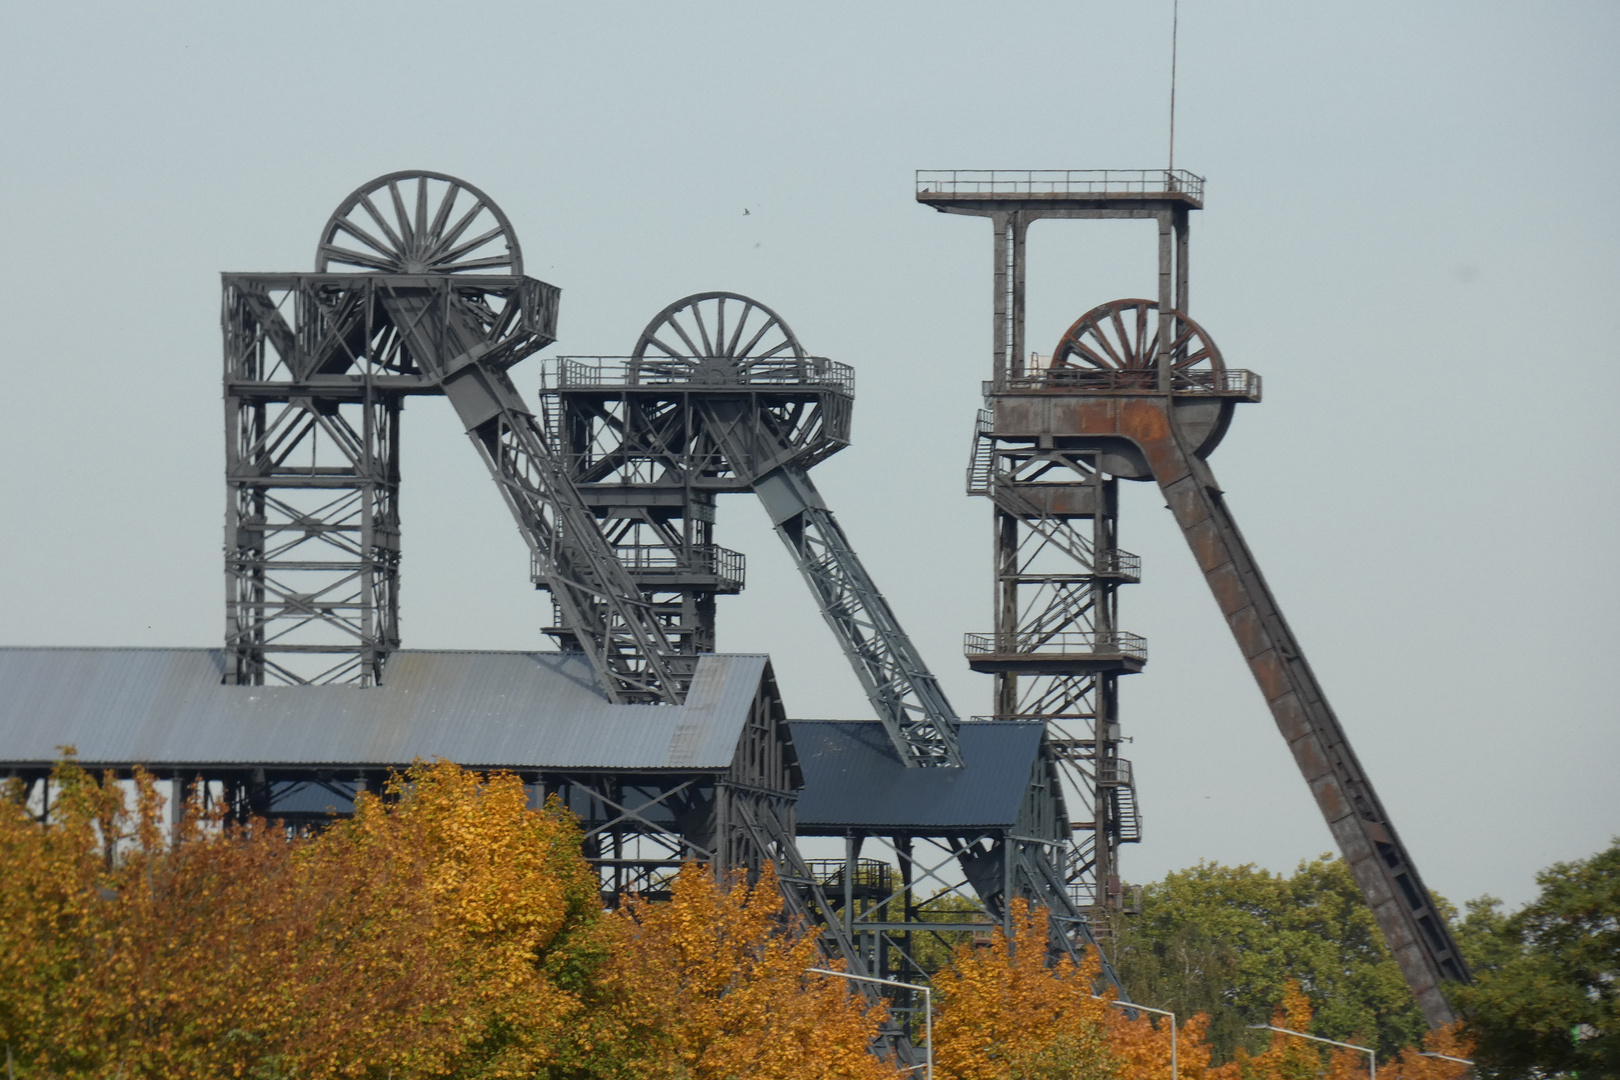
xmin=315 ymin=171 xmax=523 ymax=275
xmin=1052 ymin=299 xmax=1223 ymax=388
xmin=631 ymin=292 xmax=806 ymax=383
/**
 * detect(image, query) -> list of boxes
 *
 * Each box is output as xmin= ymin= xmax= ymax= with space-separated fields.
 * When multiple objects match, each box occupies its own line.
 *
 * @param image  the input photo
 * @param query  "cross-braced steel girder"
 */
xmin=921 ymin=168 xmax=1472 ymax=1028
xmin=542 ymin=292 xmax=965 ymax=768
xmin=794 ymin=731 xmax=1131 ymax=1040
xmin=223 ymin=173 xmax=692 ymax=702
xmin=965 ymin=417 xmax=1145 ymax=917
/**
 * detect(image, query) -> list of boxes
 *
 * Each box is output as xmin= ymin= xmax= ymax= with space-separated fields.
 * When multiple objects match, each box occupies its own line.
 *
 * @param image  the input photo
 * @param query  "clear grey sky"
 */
xmin=1 ymin=1 xmax=1614 ymax=909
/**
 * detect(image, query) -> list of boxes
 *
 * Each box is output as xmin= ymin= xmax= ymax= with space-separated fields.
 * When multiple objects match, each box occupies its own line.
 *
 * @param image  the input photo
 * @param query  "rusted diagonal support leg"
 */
xmin=1108 ymin=399 xmax=1469 ymax=1027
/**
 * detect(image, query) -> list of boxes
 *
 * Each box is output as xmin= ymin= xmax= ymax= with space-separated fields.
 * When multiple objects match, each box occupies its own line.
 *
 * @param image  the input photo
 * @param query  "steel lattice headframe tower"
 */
xmin=542 ymin=291 xmax=1128 ymax=994
xmin=918 ymin=169 xmax=1470 ymax=1028
xmin=219 ymin=172 xmax=922 ymax=1064
xmin=222 ymin=172 xmax=695 ymax=699
xmin=542 ymin=292 xmax=964 ymax=769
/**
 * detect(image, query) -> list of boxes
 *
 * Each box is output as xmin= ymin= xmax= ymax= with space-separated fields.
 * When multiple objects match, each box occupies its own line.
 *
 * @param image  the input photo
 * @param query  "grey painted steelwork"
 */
xmin=965 ymin=402 xmax=1146 ymax=914
xmin=0 ymin=644 xmax=915 ymax=1062
xmin=545 ymin=291 xmax=1129 ymax=1032
xmin=225 ymin=172 xmax=689 ymax=702
xmin=543 ymin=292 xmax=964 ymax=768
xmin=217 ymin=175 xmax=916 ymax=1063
xmin=792 ymin=720 xmax=1129 ymax=1002
xmin=921 ymin=169 xmax=1469 ymax=1027
xmin=0 ymin=649 xmax=769 ymax=771
xmin=747 ymin=468 xmax=965 ymax=769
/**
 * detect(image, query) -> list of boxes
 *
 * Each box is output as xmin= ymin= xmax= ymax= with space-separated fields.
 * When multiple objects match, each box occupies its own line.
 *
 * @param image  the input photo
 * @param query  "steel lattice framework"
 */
xmin=219 ymin=174 xmax=917 ymax=1065
xmin=225 ymin=172 xmax=690 ymax=701
xmin=966 ymin=417 xmax=1145 ymax=912
xmin=544 ymin=292 xmax=964 ymax=768
xmin=919 ymin=168 xmax=1470 ymax=1027
xmin=543 ymin=293 xmax=1130 ymax=1006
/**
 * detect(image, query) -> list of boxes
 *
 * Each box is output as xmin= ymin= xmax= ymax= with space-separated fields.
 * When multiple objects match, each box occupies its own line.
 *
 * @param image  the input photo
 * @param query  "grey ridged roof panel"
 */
xmin=0 ymin=649 xmax=767 ymax=771
xmin=789 ymin=720 xmax=1041 ymax=832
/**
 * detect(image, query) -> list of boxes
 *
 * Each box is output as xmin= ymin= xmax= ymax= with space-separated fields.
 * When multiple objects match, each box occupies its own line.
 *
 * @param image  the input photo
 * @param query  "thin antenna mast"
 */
xmin=1168 ymin=0 xmax=1180 ymax=175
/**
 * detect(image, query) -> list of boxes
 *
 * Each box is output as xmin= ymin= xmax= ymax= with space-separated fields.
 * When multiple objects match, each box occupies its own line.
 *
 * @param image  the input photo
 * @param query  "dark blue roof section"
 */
xmin=790 ymin=720 xmax=1042 ymax=833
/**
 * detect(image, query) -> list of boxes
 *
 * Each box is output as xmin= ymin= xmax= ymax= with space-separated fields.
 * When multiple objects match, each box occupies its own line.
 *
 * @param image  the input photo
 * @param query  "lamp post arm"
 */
xmin=1248 ymin=1025 xmax=1376 ymax=1080
xmin=808 ymin=968 xmax=933 ymax=1080
xmin=1106 ymin=998 xmax=1178 ymax=1080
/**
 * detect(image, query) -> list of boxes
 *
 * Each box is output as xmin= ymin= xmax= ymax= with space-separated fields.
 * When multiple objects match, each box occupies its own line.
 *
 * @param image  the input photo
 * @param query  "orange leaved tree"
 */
xmin=574 ymin=862 xmax=903 ymax=1080
xmin=931 ymin=899 xmax=1122 ymax=1080
xmin=1231 ymin=982 xmax=1472 ymax=1080
xmin=931 ymin=899 xmax=1241 ymax=1080
xmin=0 ymin=757 xmax=604 ymax=1079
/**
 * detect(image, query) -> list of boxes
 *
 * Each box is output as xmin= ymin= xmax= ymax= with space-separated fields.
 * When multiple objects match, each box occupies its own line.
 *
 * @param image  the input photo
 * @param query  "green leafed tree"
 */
xmin=1104 ymin=855 xmax=1429 ymax=1062
xmin=1451 ymin=838 xmax=1618 ymax=1079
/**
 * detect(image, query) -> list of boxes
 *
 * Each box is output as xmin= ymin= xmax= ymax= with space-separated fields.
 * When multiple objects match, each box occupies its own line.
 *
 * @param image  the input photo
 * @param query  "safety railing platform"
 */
xmin=917 ymin=169 xmax=1205 ymax=206
xmin=985 ymin=368 xmax=1261 ymax=400
xmin=544 ymin=356 xmax=855 ymax=396
xmin=963 ymin=630 xmax=1148 ymax=674
xmin=534 ymin=544 xmax=745 ymax=593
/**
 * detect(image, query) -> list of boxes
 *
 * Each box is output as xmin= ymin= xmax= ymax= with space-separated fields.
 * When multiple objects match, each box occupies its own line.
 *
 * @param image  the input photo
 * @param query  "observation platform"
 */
xmin=545 ymin=356 xmax=854 ymax=396
xmin=985 ymin=368 xmax=1260 ymax=401
xmin=535 ymin=545 xmax=746 ymax=594
xmin=916 ymin=170 xmax=1205 ymax=214
xmin=963 ymin=631 xmax=1147 ymax=675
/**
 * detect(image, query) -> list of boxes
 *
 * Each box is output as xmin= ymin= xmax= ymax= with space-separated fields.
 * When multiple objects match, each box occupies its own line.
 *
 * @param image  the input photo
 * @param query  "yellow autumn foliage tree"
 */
xmin=930 ymin=908 xmax=1470 ymax=1080
xmin=1230 ymin=981 xmax=1472 ymax=1080
xmin=932 ymin=899 xmax=1236 ymax=1080
xmin=0 ymin=757 xmax=603 ymax=1079
xmin=574 ymin=862 xmax=903 ymax=1080
xmin=931 ymin=899 xmax=1123 ymax=1080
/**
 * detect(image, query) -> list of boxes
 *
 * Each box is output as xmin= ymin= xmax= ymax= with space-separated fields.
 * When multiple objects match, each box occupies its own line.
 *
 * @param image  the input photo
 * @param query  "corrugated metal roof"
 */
xmin=0 ymin=649 xmax=767 ymax=772
xmin=790 ymin=720 xmax=1042 ymax=832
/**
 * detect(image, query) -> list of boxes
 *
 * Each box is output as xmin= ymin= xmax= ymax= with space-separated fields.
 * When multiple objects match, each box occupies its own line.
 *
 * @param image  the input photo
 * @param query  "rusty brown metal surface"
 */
xmin=996 ymin=385 xmax=1470 ymax=1027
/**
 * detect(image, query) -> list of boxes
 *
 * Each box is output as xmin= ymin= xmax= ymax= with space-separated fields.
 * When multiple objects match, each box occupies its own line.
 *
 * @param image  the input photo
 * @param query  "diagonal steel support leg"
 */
xmin=750 ymin=464 xmax=965 ymax=769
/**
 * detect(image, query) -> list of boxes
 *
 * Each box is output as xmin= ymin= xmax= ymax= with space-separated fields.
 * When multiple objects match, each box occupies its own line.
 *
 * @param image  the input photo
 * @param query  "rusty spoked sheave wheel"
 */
xmin=630 ymin=292 xmax=808 ymax=385
xmin=315 ymin=171 xmax=523 ymax=276
xmin=1051 ymin=298 xmax=1224 ymax=390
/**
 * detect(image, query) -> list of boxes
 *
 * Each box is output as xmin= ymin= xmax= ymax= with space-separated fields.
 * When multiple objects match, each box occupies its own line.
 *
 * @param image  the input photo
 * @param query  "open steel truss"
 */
xmin=921 ymin=169 xmax=1471 ymax=1027
xmin=543 ymin=292 xmax=964 ymax=767
xmin=966 ymin=420 xmax=1145 ymax=916
xmin=224 ymin=172 xmax=690 ymax=702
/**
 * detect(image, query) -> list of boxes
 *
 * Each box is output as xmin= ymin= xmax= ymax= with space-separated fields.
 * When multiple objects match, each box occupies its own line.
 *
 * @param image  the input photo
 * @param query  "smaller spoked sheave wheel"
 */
xmin=315 ymin=171 xmax=523 ymax=275
xmin=631 ymin=292 xmax=806 ymax=384
xmin=1051 ymin=299 xmax=1223 ymax=390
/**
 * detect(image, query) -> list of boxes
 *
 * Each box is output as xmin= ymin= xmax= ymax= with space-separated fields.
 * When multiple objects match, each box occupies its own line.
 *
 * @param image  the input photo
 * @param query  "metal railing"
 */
xmin=917 ymin=169 xmax=1205 ymax=203
xmin=1097 ymin=760 xmax=1134 ymax=787
xmin=534 ymin=544 xmax=745 ymax=591
xmin=805 ymin=858 xmax=892 ymax=893
xmin=986 ymin=368 xmax=1261 ymax=397
xmin=619 ymin=544 xmax=745 ymax=590
xmin=1096 ymin=550 xmax=1143 ymax=581
xmin=545 ymin=355 xmax=856 ymax=396
xmin=963 ymin=630 xmax=1148 ymax=661
xmin=1068 ymin=881 xmax=1143 ymax=915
